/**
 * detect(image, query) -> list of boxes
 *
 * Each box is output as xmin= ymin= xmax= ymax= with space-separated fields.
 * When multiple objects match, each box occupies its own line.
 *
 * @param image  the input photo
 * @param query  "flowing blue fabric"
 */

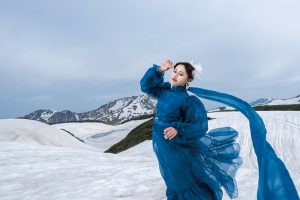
xmin=186 ymin=86 xmax=299 ymax=200
xmin=140 ymin=64 xmax=299 ymax=200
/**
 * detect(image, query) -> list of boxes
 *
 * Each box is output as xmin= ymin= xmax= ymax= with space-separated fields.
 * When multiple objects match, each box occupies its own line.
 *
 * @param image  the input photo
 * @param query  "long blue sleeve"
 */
xmin=170 ymin=96 xmax=208 ymax=140
xmin=140 ymin=64 xmax=165 ymax=99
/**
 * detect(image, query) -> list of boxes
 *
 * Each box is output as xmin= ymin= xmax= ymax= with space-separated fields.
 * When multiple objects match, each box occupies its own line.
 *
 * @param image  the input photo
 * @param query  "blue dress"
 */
xmin=140 ymin=64 xmax=242 ymax=199
xmin=140 ymin=64 xmax=299 ymax=200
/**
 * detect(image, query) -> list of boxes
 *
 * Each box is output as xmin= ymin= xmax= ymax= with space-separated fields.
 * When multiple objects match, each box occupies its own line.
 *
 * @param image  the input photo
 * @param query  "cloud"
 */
xmin=0 ymin=0 xmax=299 ymax=118
xmin=287 ymin=75 xmax=300 ymax=83
xmin=29 ymin=95 xmax=54 ymax=101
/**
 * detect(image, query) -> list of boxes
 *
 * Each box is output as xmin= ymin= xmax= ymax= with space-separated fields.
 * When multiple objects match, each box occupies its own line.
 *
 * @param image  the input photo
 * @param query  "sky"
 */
xmin=0 ymin=0 xmax=300 ymax=119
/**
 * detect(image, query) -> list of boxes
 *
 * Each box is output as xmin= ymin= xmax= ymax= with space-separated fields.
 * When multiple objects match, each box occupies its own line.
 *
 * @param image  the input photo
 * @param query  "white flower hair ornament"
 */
xmin=190 ymin=60 xmax=203 ymax=79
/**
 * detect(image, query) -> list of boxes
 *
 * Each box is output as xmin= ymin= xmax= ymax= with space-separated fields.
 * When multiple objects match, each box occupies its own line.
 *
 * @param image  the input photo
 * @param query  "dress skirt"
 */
xmin=152 ymin=118 xmax=242 ymax=200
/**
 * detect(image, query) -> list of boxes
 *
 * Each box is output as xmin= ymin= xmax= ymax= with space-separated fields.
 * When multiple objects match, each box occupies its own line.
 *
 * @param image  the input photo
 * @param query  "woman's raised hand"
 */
xmin=160 ymin=59 xmax=174 ymax=72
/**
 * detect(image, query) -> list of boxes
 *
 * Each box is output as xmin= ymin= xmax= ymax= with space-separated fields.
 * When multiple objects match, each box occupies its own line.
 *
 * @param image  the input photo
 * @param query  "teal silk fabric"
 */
xmin=140 ymin=64 xmax=299 ymax=199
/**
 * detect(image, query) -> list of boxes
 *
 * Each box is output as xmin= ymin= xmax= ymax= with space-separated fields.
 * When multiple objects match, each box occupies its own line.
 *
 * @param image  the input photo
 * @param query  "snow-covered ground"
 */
xmin=52 ymin=120 xmax=150 ymax=152
xmin=0 ymin=111 xmax=299 ymax=200
xmin=0 ymin=119 xmax=96 ymax=151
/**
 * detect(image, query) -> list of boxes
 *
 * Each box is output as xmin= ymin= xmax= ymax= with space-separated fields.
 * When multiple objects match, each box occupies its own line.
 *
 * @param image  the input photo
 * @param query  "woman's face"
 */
xmin=171 ymin=64 xmax=192 ymax=86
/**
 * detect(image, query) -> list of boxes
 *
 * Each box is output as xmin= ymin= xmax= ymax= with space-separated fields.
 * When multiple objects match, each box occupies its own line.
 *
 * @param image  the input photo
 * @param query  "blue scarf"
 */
xmin=187 ymin=86 xmax=299 ymax=200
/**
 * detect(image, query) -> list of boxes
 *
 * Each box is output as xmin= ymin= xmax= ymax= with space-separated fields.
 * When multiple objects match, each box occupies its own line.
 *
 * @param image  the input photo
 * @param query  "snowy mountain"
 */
xmin=20 ymin=94 xmax=156 ymax=125
xmin=250 ymin=95 xmax=300 ymax=106
xmin=19 ymin=93 xmax=300 ymax=124
xmin=208 ymin=94 xmax=300 ymax=112
xmin=266 ymin=95 xmax=300 ymax=105
xmin=0 ymin=111 xmax=299 ymax=200
xmin=249 ymin=97 xmax=274 ymax=106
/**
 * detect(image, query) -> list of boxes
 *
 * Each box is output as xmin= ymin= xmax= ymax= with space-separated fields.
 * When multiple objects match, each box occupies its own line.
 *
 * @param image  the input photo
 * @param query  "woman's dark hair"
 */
xmin=173 ymin=62 xmax=195 ymax=86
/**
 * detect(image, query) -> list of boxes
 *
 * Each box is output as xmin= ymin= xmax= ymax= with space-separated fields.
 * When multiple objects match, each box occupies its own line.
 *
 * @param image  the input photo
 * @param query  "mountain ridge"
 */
xmin=19 ymin=93 xmax=300 ymax=124
xmin=19 ymin=95 xmax=156 ymax=125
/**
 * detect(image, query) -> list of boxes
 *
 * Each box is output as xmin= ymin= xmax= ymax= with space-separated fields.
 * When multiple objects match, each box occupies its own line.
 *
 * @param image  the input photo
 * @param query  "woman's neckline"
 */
xmin=171 ymin=85 xmax=187 ymax=92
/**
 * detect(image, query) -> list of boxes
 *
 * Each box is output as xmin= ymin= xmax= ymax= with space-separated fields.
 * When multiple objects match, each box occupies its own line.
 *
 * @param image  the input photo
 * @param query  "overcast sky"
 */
xmin=1 ymin=0 xmax=300 ymax=119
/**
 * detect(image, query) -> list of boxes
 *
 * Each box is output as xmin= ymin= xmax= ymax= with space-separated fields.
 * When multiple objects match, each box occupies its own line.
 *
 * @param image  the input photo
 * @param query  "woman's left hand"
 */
xmin=163 ymin=127 xmax=178 ymax=140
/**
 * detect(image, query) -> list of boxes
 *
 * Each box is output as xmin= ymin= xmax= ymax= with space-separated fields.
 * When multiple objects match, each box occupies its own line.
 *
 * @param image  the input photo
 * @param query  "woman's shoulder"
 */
xmin=186 ymin=94 xmax=200 ymax=102
xmin=161 ymin=81 xmax=171 ymax=89
xmin=184 ymin=94 xmax=205 ymax=108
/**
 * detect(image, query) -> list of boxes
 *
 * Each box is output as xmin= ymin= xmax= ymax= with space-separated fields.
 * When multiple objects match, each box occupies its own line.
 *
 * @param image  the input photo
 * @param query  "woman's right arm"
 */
xmin=140 ymin=64 xmax=165 ymax=99
xmin=140 ymin=59 xmax=174 ymax=99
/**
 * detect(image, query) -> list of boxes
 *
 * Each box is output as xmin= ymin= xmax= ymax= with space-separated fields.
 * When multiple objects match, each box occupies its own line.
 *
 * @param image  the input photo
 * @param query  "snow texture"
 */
xmin=0 ymin=111 xmax=299 ymax=200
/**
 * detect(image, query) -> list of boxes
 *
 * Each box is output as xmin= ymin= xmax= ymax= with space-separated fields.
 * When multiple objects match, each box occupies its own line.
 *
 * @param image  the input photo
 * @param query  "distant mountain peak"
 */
xmin=250 ymin=95 xmax=300 ymax=106
xmin=250 ymin=97 xmax=274 ymax=106
xmin=20 ymin=94 xmax=157 ymax=125
xmin=209 ymin=94 xmax=299 ymax=112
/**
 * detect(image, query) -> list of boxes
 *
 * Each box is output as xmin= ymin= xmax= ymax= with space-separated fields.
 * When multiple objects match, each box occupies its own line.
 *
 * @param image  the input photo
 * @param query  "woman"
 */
xmin=140 ymin=59 xmax=299 ymax=200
